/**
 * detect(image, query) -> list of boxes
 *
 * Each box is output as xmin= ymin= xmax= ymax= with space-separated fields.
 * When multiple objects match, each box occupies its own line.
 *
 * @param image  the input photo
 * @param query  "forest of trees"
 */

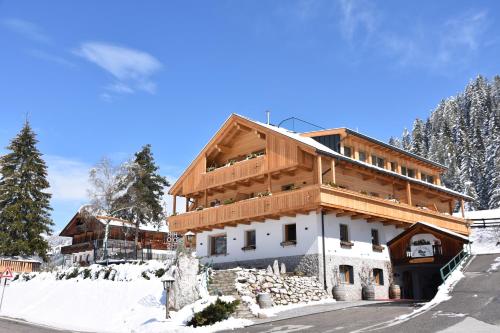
xmin=390 ymin=75 xmax=500 ymax=211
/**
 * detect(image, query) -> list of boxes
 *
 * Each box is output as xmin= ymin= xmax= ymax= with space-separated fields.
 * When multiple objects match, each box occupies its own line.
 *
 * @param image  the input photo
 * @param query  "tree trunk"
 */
xmin=134 ymin=219 xmax=139 ymax=260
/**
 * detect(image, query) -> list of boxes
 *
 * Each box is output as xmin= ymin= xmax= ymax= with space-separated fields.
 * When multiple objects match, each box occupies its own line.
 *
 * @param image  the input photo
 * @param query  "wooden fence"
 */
xmin=0 ymin=259 xmax=41 ymax=273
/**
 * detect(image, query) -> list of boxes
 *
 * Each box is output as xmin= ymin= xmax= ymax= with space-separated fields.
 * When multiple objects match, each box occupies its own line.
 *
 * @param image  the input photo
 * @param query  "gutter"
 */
xmin=321 ymin=210 xmax=327 ymax=290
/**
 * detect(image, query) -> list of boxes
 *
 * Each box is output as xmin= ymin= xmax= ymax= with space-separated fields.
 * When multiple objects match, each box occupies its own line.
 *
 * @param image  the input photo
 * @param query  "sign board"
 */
xmin=0 ymin=267 xmax=13 ymax=279
xmin=410 ymin=244 xmax=434 ymax=258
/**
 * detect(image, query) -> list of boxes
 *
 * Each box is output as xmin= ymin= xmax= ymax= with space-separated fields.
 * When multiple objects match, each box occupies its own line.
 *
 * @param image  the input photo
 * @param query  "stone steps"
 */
xmin=208 ymin=269 xmax=255 ymax=319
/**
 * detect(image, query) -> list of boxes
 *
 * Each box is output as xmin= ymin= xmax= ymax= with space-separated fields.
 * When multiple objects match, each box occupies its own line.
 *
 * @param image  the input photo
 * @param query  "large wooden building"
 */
xmin=168 ymin=114 xmax=471 ymax=300
xmin=60 ymin=212 xmax=180 ymax=264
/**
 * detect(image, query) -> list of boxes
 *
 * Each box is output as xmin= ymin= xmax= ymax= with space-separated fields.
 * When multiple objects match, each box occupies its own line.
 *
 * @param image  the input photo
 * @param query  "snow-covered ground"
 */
xmin=0 ymin=262 xmax=251 ymax=333
xmin=469 ymin=227 xmax=500 ymax=255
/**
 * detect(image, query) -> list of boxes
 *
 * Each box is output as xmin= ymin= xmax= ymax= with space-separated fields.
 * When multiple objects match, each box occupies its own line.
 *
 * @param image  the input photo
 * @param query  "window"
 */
xmin=284 ymin=224 xmax=297 ymax=243
xmin=343 ymin=146 xmax=352 ymax=158
xmin=421 ymin=173 xmax=435 ymax=184
xmin=210 ymin=234 xmax=227 ymax=256
xmin=358 ymin=151 xmax=366 ymax=162
xmin=371 ymin=229 xmax=380 ymax=246
xmin=371 ymin=155 xmax=385 ymax=168
xmin=282 ymin=183 xmax=295 ymax=191
xmin=339 ymin=265 xmax=354 ymax=284
xmin=401 ymin=166 xmax=415 ymax=178
xmin=390 ymin=162 xmax=398 ymax=172
xmin=373 ymin=268 xmax=384 ymax=285
xmin=244 ymin=230 xmax=256 ymax=249
xmin=340 ymin=224 xmax=349 ymax=242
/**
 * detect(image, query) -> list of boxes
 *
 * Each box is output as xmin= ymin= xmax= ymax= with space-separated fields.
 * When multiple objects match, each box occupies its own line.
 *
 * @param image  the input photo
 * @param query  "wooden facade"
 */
xmin=0 ymin=258 xmax=41 ymax=273
xmin=168 ymin=114 xmax=471 ymax=235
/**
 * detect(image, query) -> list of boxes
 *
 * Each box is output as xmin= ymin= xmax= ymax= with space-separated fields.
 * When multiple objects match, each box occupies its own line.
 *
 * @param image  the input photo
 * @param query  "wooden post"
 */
xmin=331 ymin=158 xmax=336 ymax=184
xmin=173 ymin=195 xmax=177 ymax=214
xmin=448 ymin=200 xmax=454 ymax=215
xmin=406 ymin=181 xmax=412 ymax=206
xmin=460 ymin=199 xmax=465 ymax=218
xmin=317 ymin=155 xmax=323 ymax=185
xmin=185 ymin=197 xmax=189 ymax=212
xmin=204 ymin=189 xmax=208 ymax=208
xmin=267 ymin=173 xmax=272 ymax=193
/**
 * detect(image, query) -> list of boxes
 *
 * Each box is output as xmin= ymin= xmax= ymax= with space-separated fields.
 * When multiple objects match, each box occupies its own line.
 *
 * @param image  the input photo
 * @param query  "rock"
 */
xmin=280 ymin=262 xmax=286 ymax=274
xmin=170 ymin=253 xmax=200 ymax=311
xmin=273 ymin=260 xmax=280 ymax=275
xmin=258 ymin=313 xmax=269 ymax=319
xmin=265 ymin=276 xmax=275 ymax=283
xmin=266 ymin=265 xmax=273 ymax=274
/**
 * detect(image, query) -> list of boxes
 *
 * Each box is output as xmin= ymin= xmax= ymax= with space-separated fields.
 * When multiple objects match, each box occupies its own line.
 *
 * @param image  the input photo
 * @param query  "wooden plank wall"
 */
xmin=0 ymin=259 xmax=41 ymax=273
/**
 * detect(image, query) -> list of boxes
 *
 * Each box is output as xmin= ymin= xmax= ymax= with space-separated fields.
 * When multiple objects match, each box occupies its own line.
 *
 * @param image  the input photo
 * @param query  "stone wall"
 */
xmin=320 ymin=254 xmax=391 ymax=301
xmin=234 ymin=265 xmax=329 ymax=306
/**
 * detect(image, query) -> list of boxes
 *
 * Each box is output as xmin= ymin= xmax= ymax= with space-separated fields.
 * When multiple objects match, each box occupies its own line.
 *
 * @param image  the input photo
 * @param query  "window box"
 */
xmin=241 ymin=245 xmax=256 ymax=251
xmin=340 ymin=240 xmax=354 ymax=248
xmin=280 ymin=240 xmax=297 ymax=247
xmin=372 ymin=244 xmax=384 ymax=252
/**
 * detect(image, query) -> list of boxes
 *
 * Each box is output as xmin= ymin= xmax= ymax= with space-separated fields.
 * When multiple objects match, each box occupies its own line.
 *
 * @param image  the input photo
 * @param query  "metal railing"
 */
xmin=439 ymin=249 xmax=469 ymax=282
xmin=469 ymin=217 xmax=500 ymax=228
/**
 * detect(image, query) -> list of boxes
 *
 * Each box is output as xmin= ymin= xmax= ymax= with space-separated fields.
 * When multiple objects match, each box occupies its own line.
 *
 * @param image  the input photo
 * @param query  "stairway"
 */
xmin=208 ymin=270 xmax=255 ymax=319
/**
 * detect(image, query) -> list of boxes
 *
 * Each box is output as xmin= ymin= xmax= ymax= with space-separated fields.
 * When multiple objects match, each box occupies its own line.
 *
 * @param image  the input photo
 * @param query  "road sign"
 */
xmin=0 ymin=267 xmax=13 ymax=279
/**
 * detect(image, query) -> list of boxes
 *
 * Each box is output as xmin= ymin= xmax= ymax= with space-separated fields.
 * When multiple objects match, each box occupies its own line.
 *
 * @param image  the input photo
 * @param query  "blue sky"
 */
xmin=1 ymin=0 xmax=499 ymax=232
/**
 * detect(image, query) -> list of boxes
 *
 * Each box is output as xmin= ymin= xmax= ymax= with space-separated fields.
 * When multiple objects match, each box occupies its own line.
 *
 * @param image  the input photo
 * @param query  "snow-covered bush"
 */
xmin=187 ymin=298 xmax=240 ymax=327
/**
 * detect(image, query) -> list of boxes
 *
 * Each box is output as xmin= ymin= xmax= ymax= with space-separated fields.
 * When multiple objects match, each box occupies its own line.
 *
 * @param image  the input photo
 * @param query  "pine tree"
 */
xmin=388 ymin=137 xmax=401 ymax=148
xmin=410 ymin=119 xmax=425 ymax=156
xmin=113 ymin=145 xmax=169 ymax=256
xmin=401 ymin=128 xmax=411 ymax=151
xmin=0 ymin=121 xmax=53 ymax=259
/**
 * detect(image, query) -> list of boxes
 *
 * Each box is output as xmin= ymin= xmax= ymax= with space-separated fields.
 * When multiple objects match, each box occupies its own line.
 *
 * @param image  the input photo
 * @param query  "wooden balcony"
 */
xmin=319 ymin=185 xmax=469 ymax=234
xmin=200 ymin=155 xmax=268 ymax=191
xmin=168 ymin=185 xmax=321 ymax=232
xmin=169 ymin=184 xmax=469 ymax=234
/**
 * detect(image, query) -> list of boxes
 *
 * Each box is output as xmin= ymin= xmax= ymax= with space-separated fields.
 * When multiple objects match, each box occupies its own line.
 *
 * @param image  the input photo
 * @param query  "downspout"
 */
xmin=321 ymin=210 xmax=327 ymax=290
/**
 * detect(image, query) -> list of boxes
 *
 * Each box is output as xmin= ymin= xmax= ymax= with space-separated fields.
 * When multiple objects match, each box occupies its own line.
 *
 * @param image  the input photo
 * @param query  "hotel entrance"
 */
xmin=387 ymin=222 xmax=469 ymax=300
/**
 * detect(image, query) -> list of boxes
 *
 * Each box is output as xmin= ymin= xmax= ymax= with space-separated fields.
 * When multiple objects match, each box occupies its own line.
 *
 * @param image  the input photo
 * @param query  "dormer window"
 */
xmin=401 ymin=166 xmax=415 ymax=178
xmin=421 ymin=173 xmax=435 ymax=184
xmin=359 ymin=151 xmax=366 ymax=162
xmin=371 ymin=155 xmax=385 ymax=168
xmin=343 ymin=146 xmax=352 ymax=158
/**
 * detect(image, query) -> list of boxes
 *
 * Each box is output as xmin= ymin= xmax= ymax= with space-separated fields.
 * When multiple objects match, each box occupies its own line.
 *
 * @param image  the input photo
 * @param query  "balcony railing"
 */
xmin=169 ymin=185 xmax=321 ymax=232
xmin=200 ymin=155 xmax=267 ymax=190
xmin=169 ymin=184 xmax=469 ymax=234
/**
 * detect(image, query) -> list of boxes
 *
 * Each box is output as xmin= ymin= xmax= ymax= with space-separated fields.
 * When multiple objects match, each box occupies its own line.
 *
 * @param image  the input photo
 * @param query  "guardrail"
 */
xmin=469 ymin=217 xmax=500 ymax=228
xmin=439 ymin=249 xmax=469 ymax=281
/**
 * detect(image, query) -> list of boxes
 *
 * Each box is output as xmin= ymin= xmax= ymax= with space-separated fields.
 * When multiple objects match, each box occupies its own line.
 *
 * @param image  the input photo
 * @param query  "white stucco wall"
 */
xmin=196 ymin=212 xmax=321 ymax=264
xmin=322 ymin=214 xmax=402 ymax=260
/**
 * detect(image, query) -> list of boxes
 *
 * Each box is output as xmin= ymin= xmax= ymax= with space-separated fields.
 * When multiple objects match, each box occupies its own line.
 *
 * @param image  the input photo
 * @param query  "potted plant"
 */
xmin=386 ymin=263 xmax=400 ymax=299
xmin=331 ymin=267 xmax=347 ymax=301
xmin=358 ymin=265 xmax=375 ymax=301
xmin=223 ymin=198 xmax=234 ymax=205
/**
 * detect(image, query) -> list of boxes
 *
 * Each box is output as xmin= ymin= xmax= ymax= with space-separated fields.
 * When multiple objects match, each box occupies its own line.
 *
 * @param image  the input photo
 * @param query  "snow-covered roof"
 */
xmin=415 ymin=221 xmax=469 ymax=242
xmin=95 ymin=216 xmax=169 ymax=233
xmin=236 ymin=114 xmax=472 ymax=200
xmin=0 ymin=256 xmax=43 ymax=263
xmin=456 ymin=208 xmax=500 ymax=220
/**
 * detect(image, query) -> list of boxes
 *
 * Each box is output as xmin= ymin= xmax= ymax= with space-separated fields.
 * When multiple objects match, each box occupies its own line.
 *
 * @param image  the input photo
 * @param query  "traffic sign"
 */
xmin=0 ymin=267 xmax=13 ymax=279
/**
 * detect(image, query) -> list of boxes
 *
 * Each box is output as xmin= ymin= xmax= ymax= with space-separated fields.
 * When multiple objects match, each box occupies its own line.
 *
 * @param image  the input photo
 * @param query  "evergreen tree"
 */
xmin=401 ymin=128 xmax=411 ymax=151
xmin=0 ymin=122 xmax=53 ymax=259
xmin=113 ymin=145 xmax=169 ymax=255
xmin=410 ymin=119 xmax=425 ymax=156
xmin=388 ymin=137 xmax=401 ymax=148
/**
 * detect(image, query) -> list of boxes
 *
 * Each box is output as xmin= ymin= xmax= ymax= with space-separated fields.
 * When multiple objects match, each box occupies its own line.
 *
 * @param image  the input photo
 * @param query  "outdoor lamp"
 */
xmin=185 ymin=231 xmax=195 ymax=248
xmin=162 ymin=275 xmax=175 ymax=319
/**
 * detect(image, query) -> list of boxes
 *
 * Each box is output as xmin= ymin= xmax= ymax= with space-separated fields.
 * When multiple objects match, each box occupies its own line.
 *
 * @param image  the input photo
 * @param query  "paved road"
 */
xmin=0 ymin=317 xmax=75 ymax=333
xmin=226 ymin=253 xmax=500 ymax=333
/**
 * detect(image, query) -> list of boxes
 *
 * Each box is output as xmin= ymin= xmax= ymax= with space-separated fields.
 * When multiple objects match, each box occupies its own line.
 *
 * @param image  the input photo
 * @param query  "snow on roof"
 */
xmin=96 ymin=216 xmax=169 ymax=233
xmin=236 ymin=114 xmax=472 ymax=200
xmin=0 ymin=256 xmax=43 ymax=263
xmin=415 ymin=221 xmax=469 ymax=242
xmin=456 ymin=208 xmax=500 ymax=220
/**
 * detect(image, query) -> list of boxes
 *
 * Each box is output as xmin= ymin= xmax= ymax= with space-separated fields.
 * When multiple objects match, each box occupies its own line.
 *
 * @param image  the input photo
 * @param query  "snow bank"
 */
xmin=469 ymin=228 xmax=500 ymax=255
xmin=0 ymin=262 xmax=251 ymax=333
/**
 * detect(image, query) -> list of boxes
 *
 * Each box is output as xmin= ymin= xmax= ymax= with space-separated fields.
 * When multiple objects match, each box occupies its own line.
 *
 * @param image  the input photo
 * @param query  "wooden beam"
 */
xmin=173 ymin=195 xmax=177 ymax=214
xmin=448 ymin=199 xmax=454 ymax=215
xmin=336 ymin=211 xmax=356 ymax=217
xmin=317 ymin=155 xmax=323 ymax=185
xmin=331 ymin=158 xmax=336 ymax=184
xmin=460 ymin=199 xmax=465 ymax=218
xmin=406 ymin=181 xmax=412 ymax=206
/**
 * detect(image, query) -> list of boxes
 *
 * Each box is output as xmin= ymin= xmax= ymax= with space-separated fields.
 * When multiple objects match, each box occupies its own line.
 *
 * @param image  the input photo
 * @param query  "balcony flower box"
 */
xmin=241 ymin=245 xmax=256 ymax=251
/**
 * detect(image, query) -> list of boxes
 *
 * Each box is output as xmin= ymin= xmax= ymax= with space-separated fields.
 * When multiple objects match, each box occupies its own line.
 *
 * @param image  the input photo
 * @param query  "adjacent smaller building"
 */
xmin=59 ymin=212 xmax=180 ymax=264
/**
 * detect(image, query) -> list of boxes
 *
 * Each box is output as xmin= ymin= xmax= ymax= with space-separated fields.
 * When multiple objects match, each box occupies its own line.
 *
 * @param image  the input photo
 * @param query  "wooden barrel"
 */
xmin=332 ymin=285 xmax=347 ymax=301
xmin=257 ymin=293 xmax=273 ymax=309
xmin=389 ymin=284 xmax=401 ymax=299
xmin=362 ymin=285 xmax=375 ymax=300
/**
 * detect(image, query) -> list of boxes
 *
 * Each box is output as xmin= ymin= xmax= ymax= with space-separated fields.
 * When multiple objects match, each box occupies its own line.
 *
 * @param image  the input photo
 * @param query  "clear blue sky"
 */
xmin=1 ymin=0 xmax=499 ymax=232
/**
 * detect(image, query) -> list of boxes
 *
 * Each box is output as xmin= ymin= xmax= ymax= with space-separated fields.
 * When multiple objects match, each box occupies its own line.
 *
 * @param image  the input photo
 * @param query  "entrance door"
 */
xmin=402 ymin=271 xmax=413 ymax=299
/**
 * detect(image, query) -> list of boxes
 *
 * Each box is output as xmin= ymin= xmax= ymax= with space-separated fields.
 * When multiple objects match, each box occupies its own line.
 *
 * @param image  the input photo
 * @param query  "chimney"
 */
xmin=266 ymin=110 xmax=270 ymax=125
